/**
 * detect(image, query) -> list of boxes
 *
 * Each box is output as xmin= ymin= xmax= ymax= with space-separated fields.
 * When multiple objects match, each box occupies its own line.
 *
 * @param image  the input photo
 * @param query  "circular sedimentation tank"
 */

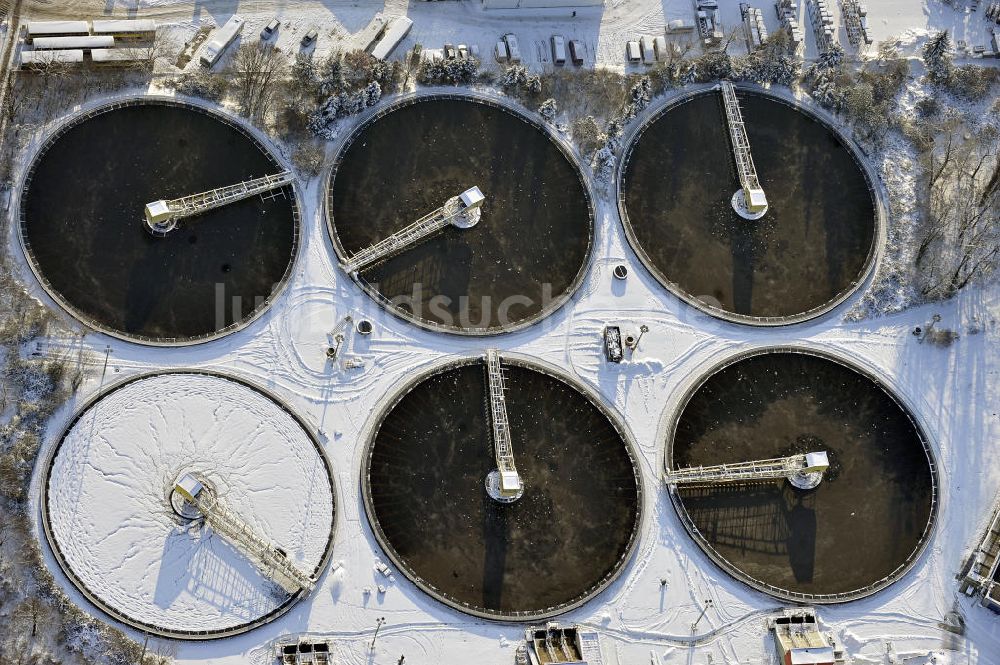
xmin=362 ymin=356 xmax=642 ymax=619
xmin=19 ymin=99 xmax=299 ymax=344
xmin=41 ymin=372 xmax=335 ymax=639
xmin=619 ymin=87 xmax=881 ymax=324
xmin=327 ymin=95 xmax=594 ymax=334
xmin=666 ymin=349 xmax=937 ymax=601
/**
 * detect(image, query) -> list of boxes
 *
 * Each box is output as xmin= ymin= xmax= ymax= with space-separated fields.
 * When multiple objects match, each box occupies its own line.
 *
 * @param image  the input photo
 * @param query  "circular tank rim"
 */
xmin=324 ymin=89 xmax=597 ymax=337
xmin=615 ymin=82 xmax=887 ymax=327
xmin=358 ymin=351 xmax=646 ymax=621
xmin=660 ymin=344 xmax=940 ymax=604
xmin=38 ymin=369 xmax=338 ymax=640
xmin=13 ymin=94 xmax=303 ymax=347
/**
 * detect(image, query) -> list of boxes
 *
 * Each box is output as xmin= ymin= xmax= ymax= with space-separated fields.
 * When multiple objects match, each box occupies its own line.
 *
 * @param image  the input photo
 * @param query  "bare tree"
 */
xmin=231 ymin=41 xmax=289 ymax=124
xmin=915 ymin=118 xmax=1000 ymax=298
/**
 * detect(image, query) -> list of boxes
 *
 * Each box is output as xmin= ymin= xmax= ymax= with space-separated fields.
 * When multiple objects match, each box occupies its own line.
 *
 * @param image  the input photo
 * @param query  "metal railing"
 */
xmin=342 ymin=196 xmax=464 ymax=274
xmin=151 ymin=170 xmax=293 ymax=223
xmin=189 ymin=488 xmax=315 ymax=594
xmin=666 ymin=453 xmax=818 ymax=485
xmin=720 ymin=81 xmax=765 ymax=202
xmin=485 ymin=349 xmax=518 ymax=481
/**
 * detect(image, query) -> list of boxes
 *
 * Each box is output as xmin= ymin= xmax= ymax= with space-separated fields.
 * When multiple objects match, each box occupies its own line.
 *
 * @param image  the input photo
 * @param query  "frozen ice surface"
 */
xmin=46 ymin=372 xmax=334 ymax=634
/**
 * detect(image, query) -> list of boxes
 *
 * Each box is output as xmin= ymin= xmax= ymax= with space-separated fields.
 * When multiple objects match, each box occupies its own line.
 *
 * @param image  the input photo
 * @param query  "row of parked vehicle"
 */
xmin=494 ymin=33 xmax=586 ymax=65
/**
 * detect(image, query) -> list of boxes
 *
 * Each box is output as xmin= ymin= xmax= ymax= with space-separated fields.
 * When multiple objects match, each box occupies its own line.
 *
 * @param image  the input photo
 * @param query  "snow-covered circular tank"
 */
xmin=41 ymin=371 xmax=336 ymax=639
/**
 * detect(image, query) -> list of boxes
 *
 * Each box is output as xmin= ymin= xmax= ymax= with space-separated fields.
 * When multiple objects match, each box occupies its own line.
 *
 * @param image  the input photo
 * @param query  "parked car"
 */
xmin=261 ymin=18 xmax=279 ymax=40
xmin=301 ymin=28 xmax=318 ymax=46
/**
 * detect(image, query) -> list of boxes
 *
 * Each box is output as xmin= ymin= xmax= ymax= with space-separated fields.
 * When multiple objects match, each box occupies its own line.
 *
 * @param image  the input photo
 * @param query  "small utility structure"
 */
xmin=720 ymin=81 xmax=768 ymax=220
xmin=172 ymin=473 xmax=315 ymax=594
xmin=341 ymin=186 xmax=485 ymax=274
xmin=144 ymin=170 xmax=293 ymax=236
xmin=484 ymin=349 xmax=523 ymax=503
xmin=666 ymin=451 xmax=830 ymax=490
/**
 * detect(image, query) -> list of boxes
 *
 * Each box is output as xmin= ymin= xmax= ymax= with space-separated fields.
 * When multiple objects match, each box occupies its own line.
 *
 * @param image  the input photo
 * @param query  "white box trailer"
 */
xmin=551 ymin=35 xmax=566 ymax=65
xmin=25 ymin=21 xmax=89 ymax=42
xmin=504 ymin=34 xmax=522 ymax=62
xmin=200 ymin=15 xmax=244 ymax=68
xmin=370 ymin=16 xmax=412 ymax=60
xmin=20 ymin=49 xmax=84 ymax=69
xmin=32 ymin=35 xmax=115 ymax=50
xmin=91 ymin=19 xmax=157 ymax=41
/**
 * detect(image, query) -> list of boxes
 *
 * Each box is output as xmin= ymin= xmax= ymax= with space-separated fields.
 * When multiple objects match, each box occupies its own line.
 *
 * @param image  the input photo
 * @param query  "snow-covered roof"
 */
xmin=20 ymin=49 xmax=84 ymax=66
xmin=32 ymin=35 xmax=115 ymax=50
xmin=25 ymin=20 xmax=89 ymax=36
xmin=789 ymin=647 xmax=836 ymax=665
xmin=91 ymin=19 xmax=157 ymax=34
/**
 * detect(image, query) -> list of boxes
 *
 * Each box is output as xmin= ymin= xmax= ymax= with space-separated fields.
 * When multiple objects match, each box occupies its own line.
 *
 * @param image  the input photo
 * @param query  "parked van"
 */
xmin=626 ymin=40 xmax=641 ymax=63
xmin=495 ymin=39 xmax=510 ymax=62
xmin=568 ymin=39 xmax=584 ymax=65
xmin=551 ymin=35 xmax=566 ymax=65
xmin=301 ymin=28 xmax=318 ymax=47
xmin=639 ymin=35 xmax=655 ymax=63
xmin=261 ymin=18 xmax=279 ymax=40
xmin=504 ymin=33 xmax=522 ymax=62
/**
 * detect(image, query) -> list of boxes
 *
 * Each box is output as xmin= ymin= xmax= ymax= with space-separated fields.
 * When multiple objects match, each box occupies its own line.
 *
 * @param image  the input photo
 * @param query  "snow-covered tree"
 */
xmin=538 ymin=98 xmax=557 ymax=122
xmin=591 ymin=145 xmax=616 ymax=183
xmin=418 ymin=57 xmax=480 ymax=85
xmin=922 ymin=31 xmax=953 ymax=86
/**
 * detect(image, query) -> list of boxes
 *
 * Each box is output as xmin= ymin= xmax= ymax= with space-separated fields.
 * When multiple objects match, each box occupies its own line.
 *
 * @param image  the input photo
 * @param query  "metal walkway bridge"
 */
xmin=144 ymin=170 xmax=294 ymax=235
xmin=666 ymin=451 xmax=829 ymax=489
xmin=720 ymin=81 xmax=768 ymax=217
xmin=343 ymin=186 xmax=485 ymax=274
xmin=174 ymin=474 xmax=315 ymax=595
xmin=485 ymin=349 xmax=522 ymax=502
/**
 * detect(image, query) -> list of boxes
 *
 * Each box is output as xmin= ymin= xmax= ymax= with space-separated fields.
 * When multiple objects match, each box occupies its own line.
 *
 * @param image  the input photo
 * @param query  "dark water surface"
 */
xmin=672 ymin=352 xmax=934 ymax=597
xmin=21 ymin=102 xmax=296 ymax=341
xmin=329 ymin=98 xmax=592 ymax=332
xmin=622 ymin=91 xmax=877 ymax=320
xmin=365 ymin=361 xmax=641 ymax=617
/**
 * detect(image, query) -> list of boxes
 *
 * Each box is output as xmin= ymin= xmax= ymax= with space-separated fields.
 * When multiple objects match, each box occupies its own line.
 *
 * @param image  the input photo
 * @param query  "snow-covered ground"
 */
xmin=20 ymin=0 xmax=1000 ymax=73
xmin=8 ymin=1 xmax=1000 ymax=664
xmin=20 ymin=137 xmax=1000 ymax=664
xmin=45 ymin=372 xmax=334 ymax=636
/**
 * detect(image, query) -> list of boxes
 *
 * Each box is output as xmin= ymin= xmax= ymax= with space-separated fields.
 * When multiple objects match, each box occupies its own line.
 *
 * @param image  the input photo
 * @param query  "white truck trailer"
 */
xmin=200 ymin=15 xmax=244 ymax=68
xmin=370 ymin=16 xmax=413 ymax=60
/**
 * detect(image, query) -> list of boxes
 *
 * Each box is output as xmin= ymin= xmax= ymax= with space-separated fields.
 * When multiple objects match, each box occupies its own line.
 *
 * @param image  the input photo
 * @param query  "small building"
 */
xmin=91 ymin=19 xmax=156 ymax=41
xmin=19 ymin=49 xmax=84 ymax=69
xmin=25 ymin=20 xmax=90 ymax=42
xmin=370 ymin=16 xmax=412 ymax=60
xmin=772 ymin=612 xmax=840 ymax=665
xmin=523 ymin=623 xmax=605 ymax=665
xmin=200 ymin=15 xmax=244 ymax=68
xmin=31 ymin=35 xmax=115 ymax=50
